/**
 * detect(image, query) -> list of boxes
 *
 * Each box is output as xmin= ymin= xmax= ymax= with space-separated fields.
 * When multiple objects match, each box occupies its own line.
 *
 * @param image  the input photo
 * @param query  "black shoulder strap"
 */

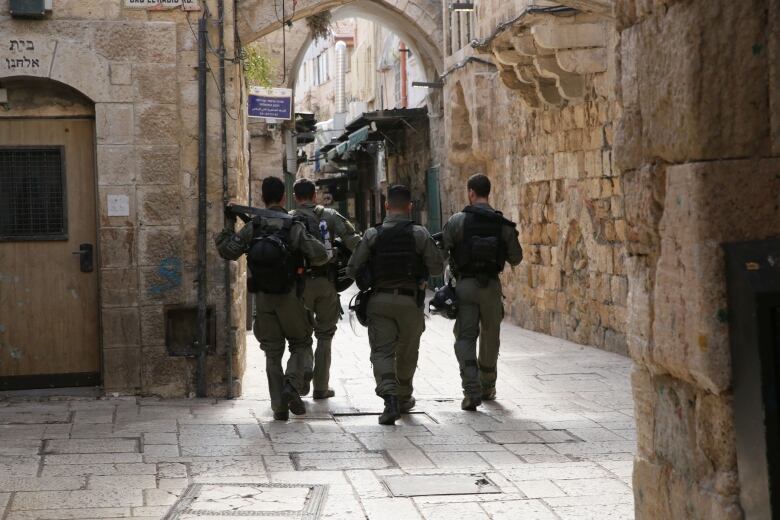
xmin=463 ymin=205 xmax=516 ymax=228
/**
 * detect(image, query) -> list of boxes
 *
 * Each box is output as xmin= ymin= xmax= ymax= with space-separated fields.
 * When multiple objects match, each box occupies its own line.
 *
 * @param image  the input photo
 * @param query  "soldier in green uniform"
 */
xmin=290 ymin=178 xmax=361 ymax=399
xmin=215 ymin=176 xmax=328 ymax=421
xmin=440 ymin=174 xmax=523 ymax=411
xmin=347 ymin=185 xmax=444 ymax=425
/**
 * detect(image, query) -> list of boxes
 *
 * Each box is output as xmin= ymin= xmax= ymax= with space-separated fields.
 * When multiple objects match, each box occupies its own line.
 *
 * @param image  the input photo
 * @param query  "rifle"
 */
xmin=224 ymin=203 xmax=270 ymax=224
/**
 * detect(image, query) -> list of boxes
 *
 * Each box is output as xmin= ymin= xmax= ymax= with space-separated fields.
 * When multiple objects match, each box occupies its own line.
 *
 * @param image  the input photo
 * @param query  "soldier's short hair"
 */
xmin=293 ymin=178 xmax=316 ymax=200
xmin=467 ymin=173 xmax=491 ymax=197
xmin=262 ymin=176 xmax=286 ymax=205
xmin=387 ymin=184 xmax=412 ymax=209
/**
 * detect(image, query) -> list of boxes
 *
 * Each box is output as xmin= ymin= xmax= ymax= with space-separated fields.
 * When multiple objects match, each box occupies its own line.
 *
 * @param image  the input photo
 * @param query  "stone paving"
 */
xmin=0 ymin=292 xmax=636 ymax=519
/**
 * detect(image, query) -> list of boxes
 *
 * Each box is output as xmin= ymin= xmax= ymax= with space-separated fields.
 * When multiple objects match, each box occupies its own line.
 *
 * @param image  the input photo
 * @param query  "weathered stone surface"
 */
xmin=96 ymin=103 xmax=134 ymax=145
xmin=94 ymin=22 xmax=177 ymax=64
xmin=137 ymin=227 xmax=182 ymax=267
xmin=133 ymin=64 xmax=179 ymax=104
xmin=134 ymin=104 xmax=179 ymax=145
xmin=652 ymin=159 xmax=780 ymax=393
xmin=97 ymin=145 xmax=138 ymax=186
xmin=137 ymin=186 xmax=182 ymax=226
xmin=100 ymin=268 xmax=139 ymax=307
xmin=137 ymin=146 xmax=180 ymax=185
xmin=99 ymin=228 xmax=136 ymax=268
xmin=103 ymin=347 xmax=142 ymax=392
xmin=101 ymin=307 xmax=140 ymax=348
xmin=618 ymin=0 xmax=770 ymax=165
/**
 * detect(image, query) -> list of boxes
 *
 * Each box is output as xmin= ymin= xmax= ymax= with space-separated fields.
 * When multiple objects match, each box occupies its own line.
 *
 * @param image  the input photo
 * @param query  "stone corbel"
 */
xmin=475 ymin=12 xmax=612 ymax=109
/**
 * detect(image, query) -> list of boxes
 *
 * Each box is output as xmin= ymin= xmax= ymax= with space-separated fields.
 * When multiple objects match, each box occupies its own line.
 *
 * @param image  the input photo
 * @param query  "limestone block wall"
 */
xmin=441 ymin=6 xmax=628 ymax=355
xmin=0 ymin=0 xmax=248 ymax=397
xmin=615 ymin=0 xmax=780 ymax=517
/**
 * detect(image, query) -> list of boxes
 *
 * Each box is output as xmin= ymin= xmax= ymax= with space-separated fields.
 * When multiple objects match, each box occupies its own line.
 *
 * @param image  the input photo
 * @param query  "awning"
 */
xmin=326 ymin=125 xmax=371 ymax=161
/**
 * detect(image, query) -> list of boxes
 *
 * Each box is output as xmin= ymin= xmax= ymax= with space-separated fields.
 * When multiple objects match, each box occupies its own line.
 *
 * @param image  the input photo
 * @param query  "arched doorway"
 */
xmin=0 ymin=77 xmax=100 ymax=390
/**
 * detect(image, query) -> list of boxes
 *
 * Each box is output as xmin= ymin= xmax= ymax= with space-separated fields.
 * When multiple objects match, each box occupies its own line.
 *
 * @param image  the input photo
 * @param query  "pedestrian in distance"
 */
xmin=347 ymin=185 xmax=444 ymax=425
xmin=439 ymin=173 xmax=523 ymax=411
xmin=290 ymin=178 xmax=361 ymax=400
xmin=215 ymin=176 xmax=328 ymax=421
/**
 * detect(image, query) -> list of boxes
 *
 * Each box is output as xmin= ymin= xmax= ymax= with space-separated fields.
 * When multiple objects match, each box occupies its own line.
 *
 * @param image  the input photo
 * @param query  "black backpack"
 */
xmin=454 ymin=206 xmax=515 ymax=277
xmin=247 ymin=213 xmax=300 ymax=294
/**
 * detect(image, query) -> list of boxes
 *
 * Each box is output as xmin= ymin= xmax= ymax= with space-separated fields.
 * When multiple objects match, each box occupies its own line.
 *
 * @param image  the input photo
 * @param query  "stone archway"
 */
xmin=237 ymin=0 xmax=442 ymax=65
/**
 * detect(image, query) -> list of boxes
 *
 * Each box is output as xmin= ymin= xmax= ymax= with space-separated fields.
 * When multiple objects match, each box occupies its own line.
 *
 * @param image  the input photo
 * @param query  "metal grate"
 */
xmin=0 ymin=147 xmax=66 ymax=240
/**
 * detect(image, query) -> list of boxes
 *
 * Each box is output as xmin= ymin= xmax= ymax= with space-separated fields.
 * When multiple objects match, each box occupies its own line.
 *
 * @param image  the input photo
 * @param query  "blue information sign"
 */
xmin=247 ymin=88 xmax=293 ymax=120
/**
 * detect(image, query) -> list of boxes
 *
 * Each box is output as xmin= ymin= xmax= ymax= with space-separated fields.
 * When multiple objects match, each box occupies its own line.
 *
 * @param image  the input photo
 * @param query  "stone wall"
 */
xmin=441 ymin=3 xmax=628 ymax=355
xmin=0 ymin=0 xmax=248 ymax=397
xmin=616 ymin=0 xmax=780 ymax=517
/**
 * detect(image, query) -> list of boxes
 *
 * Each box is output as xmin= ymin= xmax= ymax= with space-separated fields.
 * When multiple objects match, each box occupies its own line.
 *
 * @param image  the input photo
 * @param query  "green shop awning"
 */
xmin=326 ymin=125 xmax=371 ymax=161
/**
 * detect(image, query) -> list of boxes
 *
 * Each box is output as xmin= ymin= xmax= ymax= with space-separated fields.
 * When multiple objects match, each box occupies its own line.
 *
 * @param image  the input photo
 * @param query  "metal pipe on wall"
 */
xmin=400 ymin=41 xmax=408 ymax=109
xmin=195 ymin=13 xmax=209 ymax=398
xmin=218 ymin=0 xmax=234 ymax=399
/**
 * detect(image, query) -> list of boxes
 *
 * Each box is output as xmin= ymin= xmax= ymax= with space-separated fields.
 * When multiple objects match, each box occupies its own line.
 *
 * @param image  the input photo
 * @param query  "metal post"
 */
xmin=217 ymin=0 xmax=234 ymax=399
xmin=195 ymin=13 xmax=209 ymax=398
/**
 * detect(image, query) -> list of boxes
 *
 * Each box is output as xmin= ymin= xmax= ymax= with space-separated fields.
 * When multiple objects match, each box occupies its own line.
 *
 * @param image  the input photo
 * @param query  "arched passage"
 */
xmin=237 ymin=0 xmax=443 ymax=80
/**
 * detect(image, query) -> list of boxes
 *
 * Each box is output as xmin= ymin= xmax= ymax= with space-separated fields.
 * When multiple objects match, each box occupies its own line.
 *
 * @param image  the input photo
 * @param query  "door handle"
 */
xmin=71 ymin=243 xmax=94 ymax=273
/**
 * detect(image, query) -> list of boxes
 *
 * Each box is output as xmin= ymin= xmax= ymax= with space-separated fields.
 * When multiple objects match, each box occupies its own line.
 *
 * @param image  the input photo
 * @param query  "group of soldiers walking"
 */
xmin=216 ymin=173 xmax=522 ymax=424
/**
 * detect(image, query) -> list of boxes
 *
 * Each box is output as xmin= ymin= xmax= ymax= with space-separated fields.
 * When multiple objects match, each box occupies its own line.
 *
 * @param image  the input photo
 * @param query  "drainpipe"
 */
xmin=286 ymin=128 xmax=298 ymax=197
xmin=217 ymin=0 xmax=234 ymax=399
xmin=196 ymin=13 xmax=209 ymax=398
xmin=400 ymin=41 xmax=408 ymax=108
xmin=335 ymin=40 xmax=347 ymax=114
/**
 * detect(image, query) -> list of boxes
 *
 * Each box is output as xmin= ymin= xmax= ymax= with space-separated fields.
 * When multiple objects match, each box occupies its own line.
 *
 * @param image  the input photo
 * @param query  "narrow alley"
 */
xmin=0 ymin=288 xmax=634 ymax=520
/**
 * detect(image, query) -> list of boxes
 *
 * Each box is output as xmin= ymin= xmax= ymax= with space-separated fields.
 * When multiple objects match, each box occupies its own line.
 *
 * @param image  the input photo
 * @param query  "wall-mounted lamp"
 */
xmin=448 ymin=2 xmax=475 ymax=11
xmin=412 ymin=81 xmax=444 ymax=89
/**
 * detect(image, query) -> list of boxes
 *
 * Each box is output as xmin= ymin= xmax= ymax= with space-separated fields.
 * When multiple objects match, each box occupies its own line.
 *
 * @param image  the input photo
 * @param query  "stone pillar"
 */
xmin=615 ymin=0 xmax=780 ymax=517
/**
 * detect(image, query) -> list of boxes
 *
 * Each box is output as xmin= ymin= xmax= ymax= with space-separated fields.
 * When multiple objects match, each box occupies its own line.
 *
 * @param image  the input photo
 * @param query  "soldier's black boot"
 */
xmin=301 ymin=371 xmax=313 ymax=397
xmin=282 ymin=382 xmax=306 ymax=416
xmin=273 ymin=408 xmax=289 ymax=421
xmin=461 ymin=395 xmax=482 ymax=411
xmin=399 ymin=396 xmax=416 ymax=413
xmin=378 ymin=395 xmax=401 ymax=425
xmin=481 ymin=387 xmax=496 ymax=401
xmin=313 ymin=389 xmax=336 ymax=400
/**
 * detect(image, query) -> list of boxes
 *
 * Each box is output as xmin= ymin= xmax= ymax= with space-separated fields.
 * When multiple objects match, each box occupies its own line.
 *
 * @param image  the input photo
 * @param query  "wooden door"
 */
xmin=0 ymin=118 xmax=100 ymax=389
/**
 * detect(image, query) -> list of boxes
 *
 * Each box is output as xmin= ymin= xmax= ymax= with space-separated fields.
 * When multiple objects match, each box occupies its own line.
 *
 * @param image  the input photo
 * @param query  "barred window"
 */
xmin=0 ymin=147 xmax=66 ymax=240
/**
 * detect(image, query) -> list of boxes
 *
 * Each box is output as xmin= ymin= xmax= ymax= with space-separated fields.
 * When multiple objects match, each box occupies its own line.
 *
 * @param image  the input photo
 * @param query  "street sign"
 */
xmin=124 ymin=0 xmax=200 ymax=10
xmin=248 ymin=87 xmax=293 ymax=121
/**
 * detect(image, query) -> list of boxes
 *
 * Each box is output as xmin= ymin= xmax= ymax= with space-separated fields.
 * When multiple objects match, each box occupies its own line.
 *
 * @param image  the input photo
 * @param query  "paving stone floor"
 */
xmin=0 ymin=292 xmax=636 ymax=519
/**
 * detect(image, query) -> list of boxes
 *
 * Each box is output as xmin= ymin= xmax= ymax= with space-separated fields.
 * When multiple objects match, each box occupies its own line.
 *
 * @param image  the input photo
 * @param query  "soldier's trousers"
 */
xmin=302 ymin=275 xmax=340 ymax=392
xmin=367 ymin=291 xmax=425 ymax=400
xmin=453 ymin=277 xmax=503 ymax=397
xmin=254 ymin=289 xmax=314 ymax=413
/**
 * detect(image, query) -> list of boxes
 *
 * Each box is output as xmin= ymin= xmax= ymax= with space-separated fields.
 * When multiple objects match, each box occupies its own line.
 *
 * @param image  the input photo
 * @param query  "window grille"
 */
xmin=0 ymin=147 xmax=66 ymax=240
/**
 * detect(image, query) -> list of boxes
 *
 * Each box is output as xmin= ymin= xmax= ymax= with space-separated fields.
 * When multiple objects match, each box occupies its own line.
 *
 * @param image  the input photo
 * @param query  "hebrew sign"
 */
xmin=1 ymin=38 xmax=55 ymax=76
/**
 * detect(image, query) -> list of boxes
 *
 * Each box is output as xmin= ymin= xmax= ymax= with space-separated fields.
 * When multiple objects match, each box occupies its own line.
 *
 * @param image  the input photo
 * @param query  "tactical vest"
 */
xmin=369 ymin=221 xmax=427 ymax=287
xmin=454 ymin=206 xmax=514 ymax=277
xmin=246 ymin=212 xmax=304 ymax=294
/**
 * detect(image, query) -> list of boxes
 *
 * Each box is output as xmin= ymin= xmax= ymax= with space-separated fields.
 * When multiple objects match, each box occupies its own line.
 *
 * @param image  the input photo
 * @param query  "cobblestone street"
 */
xmin=0 ymin=293 xmax=635 ymax=520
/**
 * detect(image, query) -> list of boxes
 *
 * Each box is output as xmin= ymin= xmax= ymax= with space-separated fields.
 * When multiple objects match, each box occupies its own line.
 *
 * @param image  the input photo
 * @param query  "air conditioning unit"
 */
xmin=9 ymin=0 xmax=51 ymax=18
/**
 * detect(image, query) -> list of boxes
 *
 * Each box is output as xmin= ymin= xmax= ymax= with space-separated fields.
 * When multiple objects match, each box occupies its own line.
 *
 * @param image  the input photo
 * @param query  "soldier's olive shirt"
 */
xmin=290 ymin=202 xmax=362 ymax=259
xmin=216 ymin=205 xmax=329 ymax=266
xmin=440 ymin=202 xmax=523 ymax=267
xmin=347 ymin=214 xmax=445 ymax=291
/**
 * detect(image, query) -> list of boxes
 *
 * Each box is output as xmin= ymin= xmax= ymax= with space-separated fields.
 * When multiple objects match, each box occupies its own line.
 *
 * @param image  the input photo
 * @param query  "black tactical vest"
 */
xmin=247 ymin=212 xmax=304 ymax=294
xmin=369 ymin=221 xmax=427 ymax=287
xmin=454 ymin=206 xmax=514 ymax=277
